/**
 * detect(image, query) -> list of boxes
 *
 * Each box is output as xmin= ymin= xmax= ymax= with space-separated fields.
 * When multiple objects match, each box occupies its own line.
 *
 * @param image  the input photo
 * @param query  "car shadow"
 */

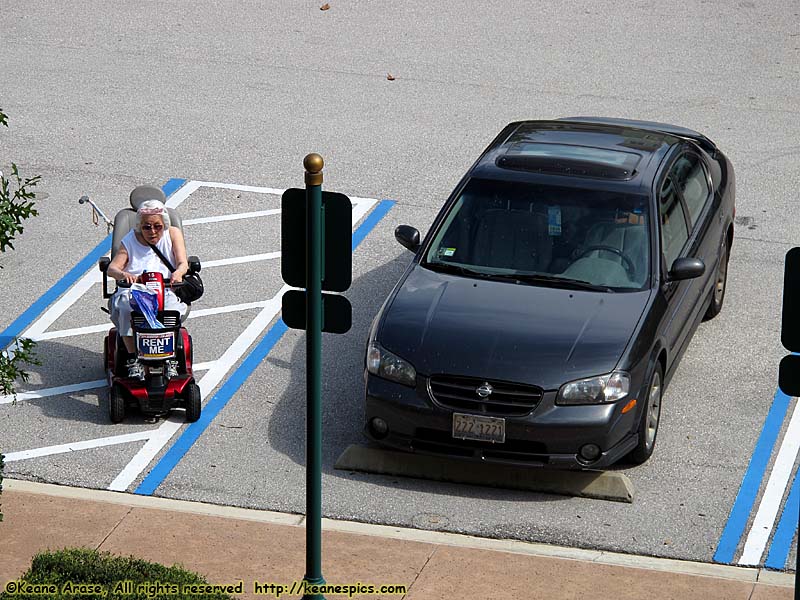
xmin=266 ymin=252 xmax=579 ymax=504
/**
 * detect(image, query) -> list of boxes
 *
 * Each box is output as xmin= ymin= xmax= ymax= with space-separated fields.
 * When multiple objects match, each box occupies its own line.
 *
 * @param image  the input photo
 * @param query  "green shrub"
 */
xmin=1 ymin=548 xmax=237 ymax=599
xmin=0 ymin=107 xmax=42 ymax=522
xmin=0 ymin=108 xmax=41 ymax=254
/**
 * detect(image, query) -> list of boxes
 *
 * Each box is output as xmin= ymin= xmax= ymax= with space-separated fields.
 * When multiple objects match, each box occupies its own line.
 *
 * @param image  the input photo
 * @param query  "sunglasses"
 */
xmin=141 ymin=224 xmax=164 ymax=232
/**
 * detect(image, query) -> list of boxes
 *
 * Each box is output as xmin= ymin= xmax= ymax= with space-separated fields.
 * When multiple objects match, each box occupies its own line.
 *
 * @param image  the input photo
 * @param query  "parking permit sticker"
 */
xmin=547 ymin=207 xmax=562 ymax=236
xmin=442 ymin=247 xmax=457 ymax=257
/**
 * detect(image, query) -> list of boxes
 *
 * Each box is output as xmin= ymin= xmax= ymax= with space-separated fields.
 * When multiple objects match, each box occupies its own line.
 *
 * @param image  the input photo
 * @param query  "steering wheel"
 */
xmin=575 ymin=245 xmax=636 ymax=277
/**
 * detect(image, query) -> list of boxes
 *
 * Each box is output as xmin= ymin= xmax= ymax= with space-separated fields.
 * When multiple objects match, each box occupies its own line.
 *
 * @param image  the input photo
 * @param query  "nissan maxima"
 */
xmin=364 ymin=117 xmax=735 ymax=469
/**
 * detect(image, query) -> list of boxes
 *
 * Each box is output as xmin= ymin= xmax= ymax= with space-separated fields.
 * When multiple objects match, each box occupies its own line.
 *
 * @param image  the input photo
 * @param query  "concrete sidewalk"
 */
xmin=0 ymin=479 xmax=794 ymax=600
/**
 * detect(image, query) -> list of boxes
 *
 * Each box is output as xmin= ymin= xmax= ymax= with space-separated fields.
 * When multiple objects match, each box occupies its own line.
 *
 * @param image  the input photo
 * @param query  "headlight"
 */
xmin=556 ymin=371 xmax=630 ymax=405
xmin=366 ymin=342 xmax=417 ymax=387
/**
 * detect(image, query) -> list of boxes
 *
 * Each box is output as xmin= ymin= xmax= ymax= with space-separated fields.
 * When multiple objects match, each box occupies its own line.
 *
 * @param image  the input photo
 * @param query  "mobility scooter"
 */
xmin=89 ymin=185 xmax=203 ymax=424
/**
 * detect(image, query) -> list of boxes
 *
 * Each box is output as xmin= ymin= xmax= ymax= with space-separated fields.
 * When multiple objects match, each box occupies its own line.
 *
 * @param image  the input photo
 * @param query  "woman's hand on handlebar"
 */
xmin=170 ymin=273 xmax=184 ymax=284
xmin=120 ymin=272 xmax=138 ymax=285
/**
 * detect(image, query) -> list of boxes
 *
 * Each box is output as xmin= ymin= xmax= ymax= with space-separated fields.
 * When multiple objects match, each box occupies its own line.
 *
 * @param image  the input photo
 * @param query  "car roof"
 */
xmin=469 ymin=118 xmax=706 ymax=195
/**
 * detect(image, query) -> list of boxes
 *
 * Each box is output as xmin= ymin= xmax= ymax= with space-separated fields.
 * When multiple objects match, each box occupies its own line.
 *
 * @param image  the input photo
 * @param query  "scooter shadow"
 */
xmin=4 ymin=338 xmax=158 ymax=426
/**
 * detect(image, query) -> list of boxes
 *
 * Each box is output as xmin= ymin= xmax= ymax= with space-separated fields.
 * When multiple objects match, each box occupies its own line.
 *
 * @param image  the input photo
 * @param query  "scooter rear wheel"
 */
xmin=185 ymin=383 xmax=201 ymax=423
xmin=109 ymin=384 xmax=125 ymax=424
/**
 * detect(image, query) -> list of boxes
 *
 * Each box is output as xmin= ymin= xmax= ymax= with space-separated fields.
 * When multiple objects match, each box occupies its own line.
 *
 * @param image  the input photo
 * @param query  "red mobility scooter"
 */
xmin=93 ymin=185 xmax=202 ymax=424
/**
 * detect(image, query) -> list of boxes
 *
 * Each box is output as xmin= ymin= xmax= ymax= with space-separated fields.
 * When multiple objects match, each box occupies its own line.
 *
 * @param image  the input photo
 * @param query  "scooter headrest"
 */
xmin=130 ymin=185 xmax=167 ymax=210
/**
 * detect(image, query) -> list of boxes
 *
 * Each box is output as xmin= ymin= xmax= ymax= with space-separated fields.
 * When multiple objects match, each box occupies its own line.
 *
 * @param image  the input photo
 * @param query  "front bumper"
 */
xmin=364 ymin=373 xmax=640 ymax=469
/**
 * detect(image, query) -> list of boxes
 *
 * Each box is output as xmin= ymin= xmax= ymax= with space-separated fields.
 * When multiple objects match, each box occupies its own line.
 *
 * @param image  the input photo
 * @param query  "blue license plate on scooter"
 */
xmin=137 ymin=331 xmax=176 ymax=360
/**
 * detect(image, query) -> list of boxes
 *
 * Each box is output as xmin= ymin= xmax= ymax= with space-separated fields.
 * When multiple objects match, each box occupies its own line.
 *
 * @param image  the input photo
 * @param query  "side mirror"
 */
xmin=668 ymin=257 xmax=705 ymax=281
xmin=395 ymin=225 xmax=421 ymax=253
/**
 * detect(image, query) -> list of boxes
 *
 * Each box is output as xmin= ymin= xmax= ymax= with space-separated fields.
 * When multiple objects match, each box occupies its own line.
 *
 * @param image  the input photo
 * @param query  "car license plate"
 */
xmin=452 ymin=412 xmax=505 ymax=443
xmin=137 ymin=331 xmax=175 ymax=360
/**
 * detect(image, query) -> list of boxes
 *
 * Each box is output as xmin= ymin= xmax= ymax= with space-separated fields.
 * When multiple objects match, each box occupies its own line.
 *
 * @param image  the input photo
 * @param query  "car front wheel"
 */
xmin=627 ymin=364 xmax=663 ymax=465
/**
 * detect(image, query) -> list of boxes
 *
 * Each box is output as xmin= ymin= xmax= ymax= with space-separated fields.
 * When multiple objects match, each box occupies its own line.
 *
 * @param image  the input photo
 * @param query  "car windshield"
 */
xmin=424 ymin=178 xmax=651 ymax=291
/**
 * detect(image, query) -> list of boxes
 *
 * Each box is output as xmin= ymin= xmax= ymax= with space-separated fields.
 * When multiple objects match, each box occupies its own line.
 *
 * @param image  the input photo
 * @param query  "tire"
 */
xmin=184 ymin=383 xmax=201 ymax=423
xmin=704 ymin=239 xmax=729 ymax=320
xmin=627 ymin=363 xmax=663 ymax=465
xmin=109 ymin=384 xmax=125 ymax=424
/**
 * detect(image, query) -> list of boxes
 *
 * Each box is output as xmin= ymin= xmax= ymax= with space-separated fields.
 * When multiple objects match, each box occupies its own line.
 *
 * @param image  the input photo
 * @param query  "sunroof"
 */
xmin=497 ymin=143 xmax=642 ymax=180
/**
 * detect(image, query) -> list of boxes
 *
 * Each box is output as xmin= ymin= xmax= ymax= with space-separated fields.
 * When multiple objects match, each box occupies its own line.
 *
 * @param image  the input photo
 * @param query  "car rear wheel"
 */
xmin=704 ymin=239 xmax=728 ymax=320
xmin=627 ymin=364 xmax=663 ymax=465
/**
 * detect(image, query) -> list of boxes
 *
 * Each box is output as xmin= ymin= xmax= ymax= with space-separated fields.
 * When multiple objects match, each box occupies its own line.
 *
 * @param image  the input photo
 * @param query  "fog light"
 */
xmin=369 ymin=417 xmax=389 ymax=439
xmin=578 ymin=444 xmax=602 ymax=462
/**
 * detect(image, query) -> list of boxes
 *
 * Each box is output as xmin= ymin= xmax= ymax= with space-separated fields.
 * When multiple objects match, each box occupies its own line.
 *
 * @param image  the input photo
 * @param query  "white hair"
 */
xmin=135 ymin=199 xmax=171 ymax=232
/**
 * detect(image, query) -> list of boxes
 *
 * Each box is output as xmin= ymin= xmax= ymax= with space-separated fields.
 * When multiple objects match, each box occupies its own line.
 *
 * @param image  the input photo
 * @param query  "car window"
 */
xmin=658 ymin=176 xmax=689 ymax=267
xmin=424 ymin=178 xmax=651 ymax=291
xmin=671 ymin=154 xmax=709 ymax=227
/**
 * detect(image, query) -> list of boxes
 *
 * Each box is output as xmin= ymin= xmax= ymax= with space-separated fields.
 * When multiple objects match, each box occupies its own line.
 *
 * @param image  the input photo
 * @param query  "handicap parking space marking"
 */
xmin=134 ymin=198 xmax=396 ymax=496
xmin=714 ymin=384 xmax=800 ymax=569
xmin=0 ymin=179 xmax=392 ymax=495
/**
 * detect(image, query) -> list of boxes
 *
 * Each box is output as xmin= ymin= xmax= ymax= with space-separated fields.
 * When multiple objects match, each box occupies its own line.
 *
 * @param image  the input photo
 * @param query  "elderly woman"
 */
xmin=107 ymin=199 xmax=189 ymax=379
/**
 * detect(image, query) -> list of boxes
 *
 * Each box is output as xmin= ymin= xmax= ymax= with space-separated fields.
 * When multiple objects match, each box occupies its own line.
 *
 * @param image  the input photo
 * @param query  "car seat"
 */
xmin=471 ymin=209 xmax=552 ymax=272
xmin=562 ymin=221 xmax=648 ymax=287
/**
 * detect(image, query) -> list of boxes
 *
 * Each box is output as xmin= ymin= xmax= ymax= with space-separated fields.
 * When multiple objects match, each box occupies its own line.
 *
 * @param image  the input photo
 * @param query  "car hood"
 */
xmin=378 ymin=265 xmax=651 ymax=390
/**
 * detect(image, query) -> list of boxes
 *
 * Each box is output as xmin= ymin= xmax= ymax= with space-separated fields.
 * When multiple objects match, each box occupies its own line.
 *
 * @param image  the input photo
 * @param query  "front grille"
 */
xmin=428 ymin=375 xmax=543 ymax=416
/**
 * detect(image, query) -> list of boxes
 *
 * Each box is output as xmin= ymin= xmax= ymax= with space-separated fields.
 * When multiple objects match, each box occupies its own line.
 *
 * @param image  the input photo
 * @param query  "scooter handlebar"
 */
xmin=115 ymin=280 xmax=185 ymax=288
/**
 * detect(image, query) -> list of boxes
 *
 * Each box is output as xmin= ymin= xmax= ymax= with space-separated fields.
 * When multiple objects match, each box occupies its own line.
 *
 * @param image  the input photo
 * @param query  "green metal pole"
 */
xmin=302 ymin=153 xmax=326 ymax=600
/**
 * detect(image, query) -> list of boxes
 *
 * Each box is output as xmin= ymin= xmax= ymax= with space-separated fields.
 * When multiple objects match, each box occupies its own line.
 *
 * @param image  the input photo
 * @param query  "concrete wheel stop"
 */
xmin=334 ymin=444 xmax=634 ymax=503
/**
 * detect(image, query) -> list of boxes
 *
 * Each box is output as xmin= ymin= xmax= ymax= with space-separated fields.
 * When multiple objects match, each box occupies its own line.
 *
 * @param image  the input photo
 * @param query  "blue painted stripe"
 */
xmin=714 ymin=388 xmax=792 ymax=564
xmin=0 ymin=236 xmax=111 ymax=349
xmin=135 ymin=198 xmax=395 ymax=494
xmin=764 ymin=464 xmax=800 ymax=569
xmin=161 ymin=178 xmax=188 ymax=199
xmin=0 ymin=179 xmax=188 ymax=350
xmin=353 ymin=200 xmax=395 ymax=250
xmin=135 ymin=319 xmax=289 ymax=495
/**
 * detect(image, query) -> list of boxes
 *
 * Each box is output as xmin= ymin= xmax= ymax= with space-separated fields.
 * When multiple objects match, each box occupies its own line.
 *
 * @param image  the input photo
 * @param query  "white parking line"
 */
xmin=190 ymin=300 xmax=271 ymax=318
xmin=183 ymin=209 xmax=281 ymax=225
xmin=108 ymin=284 xmax=288 ymax=491
xmin=738 ymin=399 xmax=800 ymax=565
xmin=33 ymin=298 xmax=276 ymax=342
xmin=0 ymin=361 xmax=217 ymax=405
xmin=0 ymin=380 xmax=106 ymax=404
xmin=202 ymin=252 xmax=281 ymax=268
xmin=4 ymin=431 xmax=153 ymax=462
xmin=188 ymin=181 xmax=284 ymax=195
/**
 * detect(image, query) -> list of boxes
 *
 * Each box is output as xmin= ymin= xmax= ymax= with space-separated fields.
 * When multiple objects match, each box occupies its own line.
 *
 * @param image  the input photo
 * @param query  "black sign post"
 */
xmin=777 ymin=247 xmax=800 ymax=598
xmin=281 ymin=154 xmax=352 ymax=600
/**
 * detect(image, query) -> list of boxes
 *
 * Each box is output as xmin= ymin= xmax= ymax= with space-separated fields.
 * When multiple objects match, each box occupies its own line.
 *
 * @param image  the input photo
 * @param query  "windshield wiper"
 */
xmin=423 ymin=261 xmax=494 ymax=279
xmin=497 ymin=272 xmax=614 ymax=292
xmin=424 ymin=263 xmax=612 ymax=291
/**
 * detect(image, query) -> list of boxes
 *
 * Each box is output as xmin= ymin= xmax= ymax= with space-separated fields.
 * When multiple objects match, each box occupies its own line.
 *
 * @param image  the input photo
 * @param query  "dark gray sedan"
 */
xmin=364 ymin=117 xmax=735 ymax=469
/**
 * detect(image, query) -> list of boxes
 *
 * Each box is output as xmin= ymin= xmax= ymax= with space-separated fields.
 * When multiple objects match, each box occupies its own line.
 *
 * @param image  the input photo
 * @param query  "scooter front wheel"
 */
xmin=184 ymin=383 xmax=201 ymax=423
xmin=109 ymin=384 xmax=125 ymax=423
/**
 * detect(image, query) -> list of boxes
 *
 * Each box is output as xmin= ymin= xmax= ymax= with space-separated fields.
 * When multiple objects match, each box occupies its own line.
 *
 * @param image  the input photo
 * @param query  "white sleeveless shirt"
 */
xmin=120 ymin=228 xmax=175 ymax=278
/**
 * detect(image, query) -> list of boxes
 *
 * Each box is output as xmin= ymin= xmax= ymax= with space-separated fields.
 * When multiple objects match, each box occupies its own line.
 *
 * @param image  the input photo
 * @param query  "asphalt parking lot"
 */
xmin=1 ymin=0 xmax=798 ymax=574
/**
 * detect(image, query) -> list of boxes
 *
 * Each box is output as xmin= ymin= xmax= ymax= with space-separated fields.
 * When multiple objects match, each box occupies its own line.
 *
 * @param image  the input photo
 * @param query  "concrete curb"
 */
xmin=5 ymin=479 xmax=793 ymax=588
